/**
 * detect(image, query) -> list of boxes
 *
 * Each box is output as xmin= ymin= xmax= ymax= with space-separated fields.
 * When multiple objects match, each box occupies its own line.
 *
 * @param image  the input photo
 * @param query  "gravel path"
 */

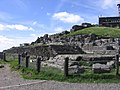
xmin=0 ymin=64 xmax=120 ymax=90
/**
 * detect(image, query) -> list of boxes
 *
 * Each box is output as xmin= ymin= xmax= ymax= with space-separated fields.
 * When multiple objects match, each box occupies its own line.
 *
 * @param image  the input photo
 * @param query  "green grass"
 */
xmin=23 ymin=43 xmax=48 ymax=48
xmin=65 ymin=27 xmax=120 ymax=38
xmin=0 ymin=59 xmax=18 ymax=70
xmin=21 ymin=67 xmax=120 ymax=83
xmin=0 ymin=59 xmax=120 ymax=83
xmin=19 ymin=27 xmax=120 ymax=48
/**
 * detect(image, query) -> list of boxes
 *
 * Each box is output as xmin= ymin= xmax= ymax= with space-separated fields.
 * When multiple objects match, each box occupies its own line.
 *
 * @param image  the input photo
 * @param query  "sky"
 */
xmin=0 ymin=0 xmax=120 ymax=52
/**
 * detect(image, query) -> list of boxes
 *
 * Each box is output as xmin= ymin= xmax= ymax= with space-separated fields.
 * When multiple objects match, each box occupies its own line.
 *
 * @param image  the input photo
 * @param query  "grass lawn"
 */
xmin=0 ymin=59 xmax=120 ymax=83
xmin=65 ymin=27 xmax=120 ymax=38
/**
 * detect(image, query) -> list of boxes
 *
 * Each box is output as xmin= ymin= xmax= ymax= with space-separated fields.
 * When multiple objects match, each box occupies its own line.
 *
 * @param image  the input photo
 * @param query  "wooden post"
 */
xmin=116 ymin=54 xmax=119 ymax=76
xmin=18 ymin=54 xmax=21 ymax=65
xmin=64 ymin=57 xmax=69 ymax=77
xmin=26 ymin=55 xmax=30 ymax=68
xmin=37 ymin=57 xmax=41 ymax=73
xmin=3 ymin=52 xmax=6 ymax=61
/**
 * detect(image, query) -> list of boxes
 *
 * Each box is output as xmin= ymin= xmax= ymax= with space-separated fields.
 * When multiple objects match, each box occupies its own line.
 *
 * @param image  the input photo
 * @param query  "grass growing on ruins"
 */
xmin=1 ymin=59 xmax=120 ymax=83
xmin=16 ymin=66 xmax=120 ymax=83
xmin=66 ymin=27 xmax=120 ymax=38
xmin=21 ymin=66 xmax=65 ymax=81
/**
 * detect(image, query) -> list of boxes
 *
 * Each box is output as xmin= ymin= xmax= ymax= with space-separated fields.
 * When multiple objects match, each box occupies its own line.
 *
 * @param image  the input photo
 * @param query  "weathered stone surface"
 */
xmin=0 ymin=52 xmax=3 ymax=59
xmin=92 ymin=63 xmax=111 ymax=73
xmin=105 ymin=46 xmax=115 ymax=50
xmin=69 ymin=65 xmax=85 ymax=74
xmin=93 ymin=50 xmax=117 ymax=55
xmin=107 ymin=61 xmax=115 ymax=69
xmin=49 ymin=45 xmax=84 ymax=55
xmin=69 ymin=61 xmax=80 ymax=66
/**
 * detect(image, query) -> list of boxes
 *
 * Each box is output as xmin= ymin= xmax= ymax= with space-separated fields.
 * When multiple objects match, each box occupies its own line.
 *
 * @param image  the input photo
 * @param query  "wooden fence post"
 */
xmin=64 ymin=57 xmax=69 ymax=77
xmin=3 ymin=52 xmax=6 ymax=61
xmin=116 ymin=54 xmax=119 ymax=76
xmin=26 ymin=55 xmax=30 ymax=68
xmin=37 ymin=57 xmax=41 ymax=73
xmin=18 ymin=54 xmax=21 ymax=65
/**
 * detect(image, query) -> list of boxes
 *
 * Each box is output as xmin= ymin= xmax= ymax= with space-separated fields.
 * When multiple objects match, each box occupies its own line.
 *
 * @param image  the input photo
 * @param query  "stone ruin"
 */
xmin=41 ymin=53 xmax=116 ymax=74
xmin=3 ymin=27 xmax=120 ymax=75
xmin=30 ymin=33 xmax=119 ymax=55
xmin=92 ymin=63 xmax=111 ymax=73
xmin=0 ymin=52 xmax=3 ymax=59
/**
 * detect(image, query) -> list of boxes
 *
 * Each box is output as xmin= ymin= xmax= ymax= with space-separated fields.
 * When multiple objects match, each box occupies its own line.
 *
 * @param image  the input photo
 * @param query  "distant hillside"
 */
xmin=65 ymin=27 xmax=120 ymax=38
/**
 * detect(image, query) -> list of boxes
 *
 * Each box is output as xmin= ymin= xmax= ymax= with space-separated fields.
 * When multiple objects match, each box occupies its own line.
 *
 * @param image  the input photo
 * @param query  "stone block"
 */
xmin=92 ymin=63 xmax=111 ymax=73
xmin=69 ymin=65 xmax=85 ymax=74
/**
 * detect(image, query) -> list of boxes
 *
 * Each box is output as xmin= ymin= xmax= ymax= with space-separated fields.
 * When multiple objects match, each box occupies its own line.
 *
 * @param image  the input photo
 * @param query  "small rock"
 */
xmin=0 ymin=65 xmax=4 ymax=68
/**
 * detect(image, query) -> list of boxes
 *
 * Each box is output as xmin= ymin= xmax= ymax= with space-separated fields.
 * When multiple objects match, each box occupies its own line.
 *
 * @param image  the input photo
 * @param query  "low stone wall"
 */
xmin=92 ymin=63 xmax=111 ymax=73
xmin=93 ymin=50 xmax=117 ymax=55
xmin=42 ymin=55 xmax=82 ymax=72
xmin=20 ymin=57 xmax=26 ymax=67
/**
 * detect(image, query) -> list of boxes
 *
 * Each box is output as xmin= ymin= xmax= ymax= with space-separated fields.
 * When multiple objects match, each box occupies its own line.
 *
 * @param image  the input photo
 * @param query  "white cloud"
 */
xmin=54 ymin=27 xmax=65 ymax=33
xmin=0 ymin=35 xmax=38 ymax=52
xmin=0 ymin=24 xmax=5 ymax=30
xmin=52 ymin=12 xmax=84 ymax=23
xmin=30 ymin=34 xmax=36 ymax=37
xmin=0 ymin=24 xmax=33 ymax=31
xmin=33 ymin=21 xmax=37 ymax=25
xmin=0 ymin=35 xmax=14 ymax=51
xmin=0 ymin=35 xmax=13 ymax=44
xmin=102 ymin=0 xmax=114 ymax=9
xmin=100 ymin=0 xmax=120 ymax=9
xmin=32 ymin=21 xmax=46 ymax=30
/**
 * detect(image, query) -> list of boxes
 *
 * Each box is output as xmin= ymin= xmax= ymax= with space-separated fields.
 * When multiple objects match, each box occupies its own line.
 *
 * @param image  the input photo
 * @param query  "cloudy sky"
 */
xmin=0 ymin=0 xmax=120 ymax=51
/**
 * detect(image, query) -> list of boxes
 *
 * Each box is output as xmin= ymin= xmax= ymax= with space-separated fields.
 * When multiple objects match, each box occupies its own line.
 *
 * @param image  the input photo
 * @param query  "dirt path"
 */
xmin=0 ymin=64 xmax=120 ymax=90
xmin=0 ymin=64 xmax=46 ymax=89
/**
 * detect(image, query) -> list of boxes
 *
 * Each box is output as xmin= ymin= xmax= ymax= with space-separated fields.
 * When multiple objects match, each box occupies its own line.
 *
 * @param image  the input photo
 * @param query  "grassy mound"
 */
xmin=66 ymin=27 xmax=120 ymax=38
